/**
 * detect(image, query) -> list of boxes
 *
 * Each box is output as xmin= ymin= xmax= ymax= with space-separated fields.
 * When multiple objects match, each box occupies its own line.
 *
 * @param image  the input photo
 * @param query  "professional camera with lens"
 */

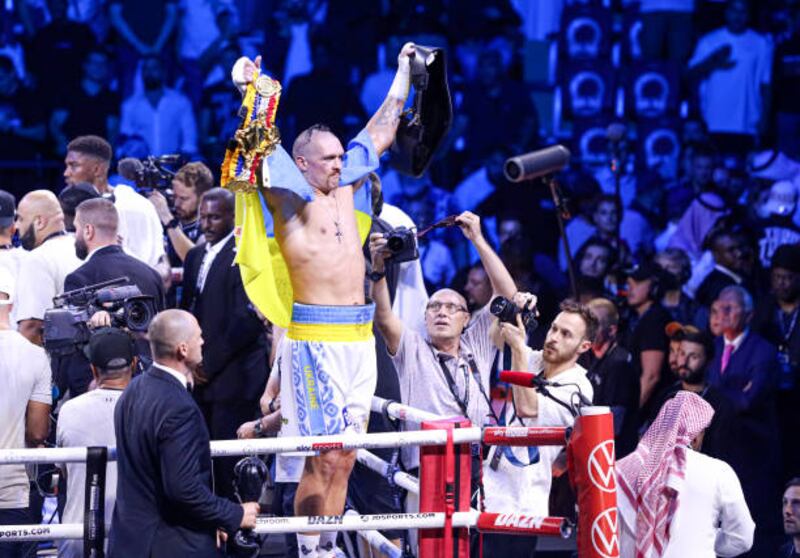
xmin=43 ymin=277 xmax=157 ymax=357
xmin=118 ymin=154 xmax=183 ymax=197
xmin=490 ymin=295 xmax=538 ymax=332
xmin=382 ymin=226 xmax=419 ymax=263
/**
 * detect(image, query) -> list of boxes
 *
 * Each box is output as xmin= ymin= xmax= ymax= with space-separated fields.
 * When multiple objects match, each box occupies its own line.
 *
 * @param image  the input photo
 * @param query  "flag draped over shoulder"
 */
xmin=222 ymin=68 xmax=380 ymax=328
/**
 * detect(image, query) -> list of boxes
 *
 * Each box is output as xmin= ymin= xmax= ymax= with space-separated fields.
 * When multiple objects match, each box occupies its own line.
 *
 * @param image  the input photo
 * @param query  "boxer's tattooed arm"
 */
xmin=366 ymin=96 xmax=405 ymax=156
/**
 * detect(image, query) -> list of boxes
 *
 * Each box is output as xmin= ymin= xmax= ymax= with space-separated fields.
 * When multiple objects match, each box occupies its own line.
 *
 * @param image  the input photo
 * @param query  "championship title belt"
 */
xmin=221 ymin=71 xmax=282 ymax=193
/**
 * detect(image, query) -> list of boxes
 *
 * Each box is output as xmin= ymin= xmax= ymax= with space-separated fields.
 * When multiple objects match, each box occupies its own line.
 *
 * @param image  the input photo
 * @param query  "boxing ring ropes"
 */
xmin=0 ymin=392 xmax=620 ymax=558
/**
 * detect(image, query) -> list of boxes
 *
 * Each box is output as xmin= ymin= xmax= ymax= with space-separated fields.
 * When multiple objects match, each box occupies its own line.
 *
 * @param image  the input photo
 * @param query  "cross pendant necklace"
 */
xmin=323 ymin=190 xmax=343 ymax=243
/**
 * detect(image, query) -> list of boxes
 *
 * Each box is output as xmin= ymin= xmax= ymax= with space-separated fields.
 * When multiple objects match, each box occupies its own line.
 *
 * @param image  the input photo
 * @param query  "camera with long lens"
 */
xmin=489 ymin=295 xmax=538 ymax=332
xmin=43 ymin=277 xmax=157 ymax=357
xmin=382 ymin=226 xmax=419 ymax=263
xmin=118 ymin=154 xmax=183 ymax=198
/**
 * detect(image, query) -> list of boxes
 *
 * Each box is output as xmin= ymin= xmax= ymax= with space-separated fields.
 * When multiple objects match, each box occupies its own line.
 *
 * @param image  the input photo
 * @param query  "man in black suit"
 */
xmin=59 ymin=198 xmax=166 ymax=396
xmin=109 ymin=309 xmax=259 ymax=557
xmin=181 ymin=188 xmax=267 ymax=498
xmin=695 ymin=228 xmax=749 ymax=307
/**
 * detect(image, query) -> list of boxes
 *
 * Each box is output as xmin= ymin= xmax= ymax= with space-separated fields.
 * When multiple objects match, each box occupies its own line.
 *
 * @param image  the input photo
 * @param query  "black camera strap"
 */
xmin=436 ymin=353 xmax=470 ymax=418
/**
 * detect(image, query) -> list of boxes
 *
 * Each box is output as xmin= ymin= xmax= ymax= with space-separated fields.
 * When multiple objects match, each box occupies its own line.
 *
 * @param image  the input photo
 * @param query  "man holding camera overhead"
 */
xmin=368 ymin=210 xmax=520 ymax=476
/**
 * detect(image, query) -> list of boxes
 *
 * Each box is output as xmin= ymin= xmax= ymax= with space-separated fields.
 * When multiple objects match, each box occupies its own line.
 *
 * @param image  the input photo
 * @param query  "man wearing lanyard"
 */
xmin=368 ymin=211 xmax=519 ymax=487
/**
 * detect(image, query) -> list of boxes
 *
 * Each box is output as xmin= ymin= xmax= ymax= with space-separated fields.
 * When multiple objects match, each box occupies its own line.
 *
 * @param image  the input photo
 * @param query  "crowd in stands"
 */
xmin=1 ymin=0 xmax=800 ymax=556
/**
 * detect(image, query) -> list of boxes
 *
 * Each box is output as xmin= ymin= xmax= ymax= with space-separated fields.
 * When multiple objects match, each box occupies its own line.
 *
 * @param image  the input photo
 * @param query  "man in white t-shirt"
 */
xmin=688 ymin=0 xmax=772 ymax=156
xmin=0 ymin=267 xmax=52 ymax=558
xmin=0 ymin=189 xmax=27 ymax=326
xmin=63 ymin=135 xmax=167 ymax=271
xmin=487 ymin=299 xmax=596 ymax=558
xmin=56 ymin=326 xmax=136 ymax=558
xmin=14 ymin=190 xmax=81 ymax=345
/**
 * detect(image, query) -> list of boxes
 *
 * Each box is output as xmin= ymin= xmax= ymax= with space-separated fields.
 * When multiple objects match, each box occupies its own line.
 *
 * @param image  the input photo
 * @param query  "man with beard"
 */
xmin=60 ymin=198 xmax=165 ymax=396
xmin=64 ymin=135 xmax=166 ymax=269
xmin=120 ymin=55 xmax=197 ymax=156
xmin=782 ymin=479 xmax=800 ymax=557
xmin=485 ymin=300 xmax=596 ymax=557
xmin=14 ymin=190 xmax=80 ymax=345
xmin=655 ymin=323 xmax=735 ymax=460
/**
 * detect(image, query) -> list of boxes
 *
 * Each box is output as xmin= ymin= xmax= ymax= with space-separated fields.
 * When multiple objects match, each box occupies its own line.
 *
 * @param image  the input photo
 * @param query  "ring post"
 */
xmin=83 ymin=446 xmax=108 ymax=557
xmin=567 ymin=407 xmax=619 ymax=558
xmin=418 ymin=418 xmax=471 ymax=558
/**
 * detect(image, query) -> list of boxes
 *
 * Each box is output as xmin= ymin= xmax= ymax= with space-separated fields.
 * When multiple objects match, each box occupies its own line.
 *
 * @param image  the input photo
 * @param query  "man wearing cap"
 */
xmin=0 ymin=266 xmax=52 ymax=558
xmin=621 ymin=261 xmax=672 ymax=411
xmin=756 ymin=181 xmax=800 ymax=268
xmin=753 ymin=243 xmax=800 ymax=478
xmin=0 ymin=190 xmax=27 ymax=327
xmin=14 ymin=190 xmax=81 ymax=345
xmin=63 ymin=135 xmax=166 ymax=270
xmin=56 ymin=327 xmax=136 ymax=558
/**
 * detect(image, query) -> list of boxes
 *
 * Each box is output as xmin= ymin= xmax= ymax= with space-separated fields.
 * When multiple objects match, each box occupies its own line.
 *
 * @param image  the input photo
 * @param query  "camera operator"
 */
xmin=55 ymin=326 xmax=136 ymax=558
xmin=57 ymin=198 xmax=165 ymax=396
xmin=147 ymin=161 xmax=211 ymax=264
xmin=368 ymin=210 xmax=518 ymax=485
xmin=486 ymin=300 xmax=596 ymax=558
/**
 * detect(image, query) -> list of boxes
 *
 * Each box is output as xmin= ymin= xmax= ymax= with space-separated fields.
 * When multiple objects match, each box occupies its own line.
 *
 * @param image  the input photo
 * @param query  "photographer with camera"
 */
xmin=368 ymin=210 xmax=518 ymax=482
xmin=487 ymin=300 xmax=596 ymax=557
xmin=147 ymin=161 xmax=211 ymax=264
xmin=57 ymin=198 xmax=165 ymax=396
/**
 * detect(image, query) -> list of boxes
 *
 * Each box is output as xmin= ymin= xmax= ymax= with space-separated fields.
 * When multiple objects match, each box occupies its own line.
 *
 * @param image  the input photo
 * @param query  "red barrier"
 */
xmin=567 ymin=407 xmax=619 ymax=558
xmin=482 ymin=425 xmax=569 ymax=446
xmin=475 ymin=513 xmax=571 ymax=538
xmin=418 ymin=418 xmax=472 ymax=558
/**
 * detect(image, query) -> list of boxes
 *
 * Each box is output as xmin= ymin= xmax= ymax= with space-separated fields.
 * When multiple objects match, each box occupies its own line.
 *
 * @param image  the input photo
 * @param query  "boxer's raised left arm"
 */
xmin=366 ymin=42 xmax=415 ymax=156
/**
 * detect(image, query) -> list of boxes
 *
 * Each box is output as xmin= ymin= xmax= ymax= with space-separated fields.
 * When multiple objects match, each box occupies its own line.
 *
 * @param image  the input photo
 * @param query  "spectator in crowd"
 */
xmin=60 ymin=198 xmax=165 ymax=395
xmin=773 ymin=8 xmax=800 ymax=160
xmin=119 ymin=55 xmax=198 ymax=157
xmin=50 ymin=47 xmax=121 ymax=156
xmin=708 ymin=284 xmax=782 ymax=554
xmin=463 ymin=263 xmax=494 ymax=312
xmin=0 ymin=267 xmax=52 ymax=558
xmin=148 ymin=161 xmax=210 ymax=265
xmin=14 ymin=190 xmax=81 ymax=345
xmin=488 ymin=299 xmax=595 ymax=557
xmin=617 ymin=392 xmax=754 ymax=557
xmin=57 ymin=182 xmax=100 ymax=232
xmin=591 ymin=194 xmax=631 ymax=266
xmin=369 ymin=211 xmax=517 ymax=474
xmin=585 ymin=298 xmax=639 ymax=458
xmin=654 ymin=247 xmax=698 ymax=325
xmin=783 ymin=478 xmax=800 ymax=557
xmin=0 ymin=54 xmax=46 ymax=161
xmin=575 ymin=236 xmax=615 ymax=282
xmin=639 ymin=0 xmax=695 ymax=63
xmin=621 ymin=261 xmax=672 ymax=410
xmin=63 ymin=135 xmax=166 ymax=270
xmin=688 ymin=0 xmax=773 ymax=158
xmin=657 ymin=323 xmax=735 ymax=461
xmin=752 ymin=243 xmax=800 ymax=477
xmin=756 ymin=180 xmax=800 ymax=268
xmin=56 ymin=326 xmax=136 ymax=558
xmin=25 ymin=0 xmax=96 ymax=95
xmin=110 ymin=309 xmax=258 ymax=556
xmin=695 ymin=227 xmax=749 ymax=307
xmin=666 ymin=143 xmax=718 ymax=211
xmin=181 ymin=188 xmax=267 ymax=498
xmin=668 ymin=191 xmax=729 ymax=263
xmin=108 ymin=0 xmax=178 ymax=96
xmin=0 ymin=190 xmax=27 ymax=326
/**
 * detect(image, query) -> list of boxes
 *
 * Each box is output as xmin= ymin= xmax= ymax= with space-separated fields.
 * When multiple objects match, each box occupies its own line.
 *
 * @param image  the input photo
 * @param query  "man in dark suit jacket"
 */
xmin=695 ymin=228 xmax=749 ymax=307
xmin=109 ymin=309 xmax=258 ymax=557
xmin=707 ymin=284 xmax=783 ymax=556
xmin=181 ymin=188 xmax=267 ymax=497
xmin=59 ymin=198 xmax=166 ymax=396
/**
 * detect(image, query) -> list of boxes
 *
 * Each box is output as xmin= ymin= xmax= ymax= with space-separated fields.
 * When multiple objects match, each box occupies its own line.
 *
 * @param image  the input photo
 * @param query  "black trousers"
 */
xmin=199 ymin=399 xmax=260 ymax=499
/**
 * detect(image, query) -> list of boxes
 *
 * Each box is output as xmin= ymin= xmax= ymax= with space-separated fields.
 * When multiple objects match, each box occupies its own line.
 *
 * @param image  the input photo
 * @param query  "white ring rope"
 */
xmin=356 ymin=449 xmax=419 ymax=494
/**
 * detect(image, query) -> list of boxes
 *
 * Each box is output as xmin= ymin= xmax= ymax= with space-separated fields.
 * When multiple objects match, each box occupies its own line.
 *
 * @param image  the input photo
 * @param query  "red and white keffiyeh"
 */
xmin=617 ymin=391 xmax=714 ymax=558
